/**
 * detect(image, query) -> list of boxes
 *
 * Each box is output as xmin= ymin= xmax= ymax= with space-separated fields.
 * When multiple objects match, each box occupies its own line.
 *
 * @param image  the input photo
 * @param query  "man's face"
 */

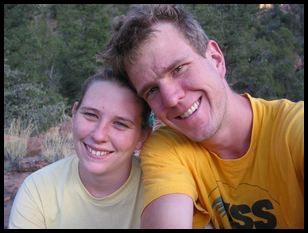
xmin=126 ymin=22 xmax=228 ymax=142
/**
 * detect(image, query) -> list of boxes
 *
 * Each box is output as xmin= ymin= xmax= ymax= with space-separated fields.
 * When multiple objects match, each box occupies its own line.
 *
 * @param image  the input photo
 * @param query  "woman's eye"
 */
xmin=114 ymin=121 xmax=129 ymax=129
xmin=83 ymin=112 xmax=98 ymax=119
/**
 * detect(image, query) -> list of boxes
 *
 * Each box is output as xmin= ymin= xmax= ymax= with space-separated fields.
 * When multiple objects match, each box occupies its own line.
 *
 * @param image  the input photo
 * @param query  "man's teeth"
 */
xmin=87 ymin=145 xmax=111 ymax=157
xmin=180 ymin=100 xmax=200 ymax=119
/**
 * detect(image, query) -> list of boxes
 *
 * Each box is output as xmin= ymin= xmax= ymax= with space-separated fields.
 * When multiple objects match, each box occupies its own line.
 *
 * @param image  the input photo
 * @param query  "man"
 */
xmin=98 ymin=4 xmax=304 ymax=229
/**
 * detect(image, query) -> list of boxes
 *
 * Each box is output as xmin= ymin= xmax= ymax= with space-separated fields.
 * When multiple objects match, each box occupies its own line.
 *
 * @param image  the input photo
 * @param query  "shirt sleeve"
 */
xmin=287 ymin=101 xmax=304 ymax=180
xmin=8 ymin=175 xmax=46 ymax=229
xmin=140 ymin=127 xmax=198 ymax=209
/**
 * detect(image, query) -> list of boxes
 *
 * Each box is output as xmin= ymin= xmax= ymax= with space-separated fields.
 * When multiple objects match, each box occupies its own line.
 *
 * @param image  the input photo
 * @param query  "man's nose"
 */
xmin=160 ymin=80 xmax=185 ymax=108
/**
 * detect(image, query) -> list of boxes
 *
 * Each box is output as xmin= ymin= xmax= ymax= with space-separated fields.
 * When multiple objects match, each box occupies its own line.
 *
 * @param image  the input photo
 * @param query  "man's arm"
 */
xmin=141 ymin=193 xmax=194 ymax=229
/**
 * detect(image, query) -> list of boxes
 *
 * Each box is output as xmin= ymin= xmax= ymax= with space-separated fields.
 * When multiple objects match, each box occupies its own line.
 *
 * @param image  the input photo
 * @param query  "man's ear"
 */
xmin=72 ymin=101 xmax=79 ymax=117
xmin=205 ymin=40 xmax=226 ymax=79
xmin=136 ymin=128 xmax=152 ymax=150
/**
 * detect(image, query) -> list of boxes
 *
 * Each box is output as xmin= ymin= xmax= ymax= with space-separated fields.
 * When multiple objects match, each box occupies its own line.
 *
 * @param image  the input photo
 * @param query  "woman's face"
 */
xmin=72 ymin=80 xmax=146 ymax=176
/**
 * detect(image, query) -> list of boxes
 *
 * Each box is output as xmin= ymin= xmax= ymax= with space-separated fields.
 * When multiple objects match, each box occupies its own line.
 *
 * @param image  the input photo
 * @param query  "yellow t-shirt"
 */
xmin=140 ymin=94 xmax=304 ymax=229
xmin=9 ymin=155 xmax=144 ymax=229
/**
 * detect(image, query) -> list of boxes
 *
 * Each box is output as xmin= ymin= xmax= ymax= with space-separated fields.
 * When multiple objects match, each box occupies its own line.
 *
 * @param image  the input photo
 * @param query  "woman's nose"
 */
xmin=91 ymin=120 xmax=109 ymax=143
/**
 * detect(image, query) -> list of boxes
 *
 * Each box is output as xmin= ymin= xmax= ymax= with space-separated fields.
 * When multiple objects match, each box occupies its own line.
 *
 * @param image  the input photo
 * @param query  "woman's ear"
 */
xmin=135 ymin=128 xmax=152 ymax=150
xmin=72 ymin=101 xmax=79 ymax=117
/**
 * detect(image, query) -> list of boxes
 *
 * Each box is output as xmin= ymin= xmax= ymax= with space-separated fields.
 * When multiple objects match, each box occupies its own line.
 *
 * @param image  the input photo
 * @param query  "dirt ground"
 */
xmin=4 ymin=122 xmax=71 ymax=229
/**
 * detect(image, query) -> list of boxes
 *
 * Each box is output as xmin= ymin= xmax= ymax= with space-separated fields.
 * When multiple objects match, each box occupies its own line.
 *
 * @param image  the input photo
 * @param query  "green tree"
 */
xmin=4 ymin=3 xmax=303 ymax=125
xmin=54 ymin=4 xmax=123 ymax=104
xmin=4 ymin=61 xmax=68 ymax=134
xmin=189 ymin=4 xmax=303 ymax=101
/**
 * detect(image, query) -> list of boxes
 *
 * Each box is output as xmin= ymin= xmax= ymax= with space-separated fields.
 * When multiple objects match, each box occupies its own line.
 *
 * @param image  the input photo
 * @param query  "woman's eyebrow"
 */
xmin=79 ymin=106 xmax=98 ymax=112
xmin=115 ymin=116 xmax=136 ymax=126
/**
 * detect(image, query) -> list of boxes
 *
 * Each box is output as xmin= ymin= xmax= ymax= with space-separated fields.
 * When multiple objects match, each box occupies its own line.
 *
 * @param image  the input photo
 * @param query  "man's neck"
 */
xmin=201 ymin=93 xmax=253 ymax=160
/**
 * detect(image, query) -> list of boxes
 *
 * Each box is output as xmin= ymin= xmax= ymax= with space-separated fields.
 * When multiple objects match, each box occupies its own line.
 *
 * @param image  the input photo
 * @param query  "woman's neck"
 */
xmin=78 ymin=162 xmax=132 ymax=198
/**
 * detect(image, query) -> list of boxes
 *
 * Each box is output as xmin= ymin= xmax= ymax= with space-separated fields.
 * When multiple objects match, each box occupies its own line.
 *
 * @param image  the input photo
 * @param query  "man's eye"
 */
xmin=173 ymin=64 xmax=187 ymax=76
xmin=174 ymin=65 xmax=183 ymax=73
xmin=146 ymin=87 xmax=158 ymax=98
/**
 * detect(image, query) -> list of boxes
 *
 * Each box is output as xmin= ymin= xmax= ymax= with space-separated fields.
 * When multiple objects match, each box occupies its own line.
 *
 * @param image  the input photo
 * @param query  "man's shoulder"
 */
xmin=245 ymin=93 xmax=303 ymax=117
xmin=149 ymin=126 xmax=190 ymax=143
xmin=142 ymin=126 xmax=200 ymax=156
xmin=247 ymin=93 xmax=303 ymax=109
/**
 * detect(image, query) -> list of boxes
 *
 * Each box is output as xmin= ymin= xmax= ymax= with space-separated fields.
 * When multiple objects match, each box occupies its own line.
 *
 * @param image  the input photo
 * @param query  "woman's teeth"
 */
xmin=87 ymin=145 xmax=112 ymax=157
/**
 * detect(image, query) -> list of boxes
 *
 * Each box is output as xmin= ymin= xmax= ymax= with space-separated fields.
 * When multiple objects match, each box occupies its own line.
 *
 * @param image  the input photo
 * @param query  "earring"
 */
xmin=133 ymin=149 xmax=140 ymax=157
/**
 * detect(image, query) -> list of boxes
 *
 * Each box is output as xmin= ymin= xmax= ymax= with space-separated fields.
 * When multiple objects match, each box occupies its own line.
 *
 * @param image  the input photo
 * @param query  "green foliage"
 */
xmin=54 ymin=4 xmax=126 ymax=103
xmin=5 ymin=5 xmax=45 ymax=84
xmin=190 ymin=4 xmax=303 ymax=101
xmin=4 ymin=62 xmax=69 ymax=135
xmin=4 ymin=4 xmax=304 ymax=130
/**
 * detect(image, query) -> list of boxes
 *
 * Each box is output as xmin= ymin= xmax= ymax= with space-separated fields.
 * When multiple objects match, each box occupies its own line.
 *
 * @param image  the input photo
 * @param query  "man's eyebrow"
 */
xmin=138 ymin=56 xmax=187 ymax=97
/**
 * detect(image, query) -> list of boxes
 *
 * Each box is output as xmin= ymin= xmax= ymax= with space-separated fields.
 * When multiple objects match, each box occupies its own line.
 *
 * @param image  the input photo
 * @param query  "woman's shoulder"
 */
xmin=24 ymin=155 xmax=77 ymax=184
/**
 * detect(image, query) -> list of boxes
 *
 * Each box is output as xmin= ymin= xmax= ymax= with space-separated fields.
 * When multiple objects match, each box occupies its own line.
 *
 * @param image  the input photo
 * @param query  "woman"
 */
xmin=9 ymin=67 xmax=151 ymax=228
